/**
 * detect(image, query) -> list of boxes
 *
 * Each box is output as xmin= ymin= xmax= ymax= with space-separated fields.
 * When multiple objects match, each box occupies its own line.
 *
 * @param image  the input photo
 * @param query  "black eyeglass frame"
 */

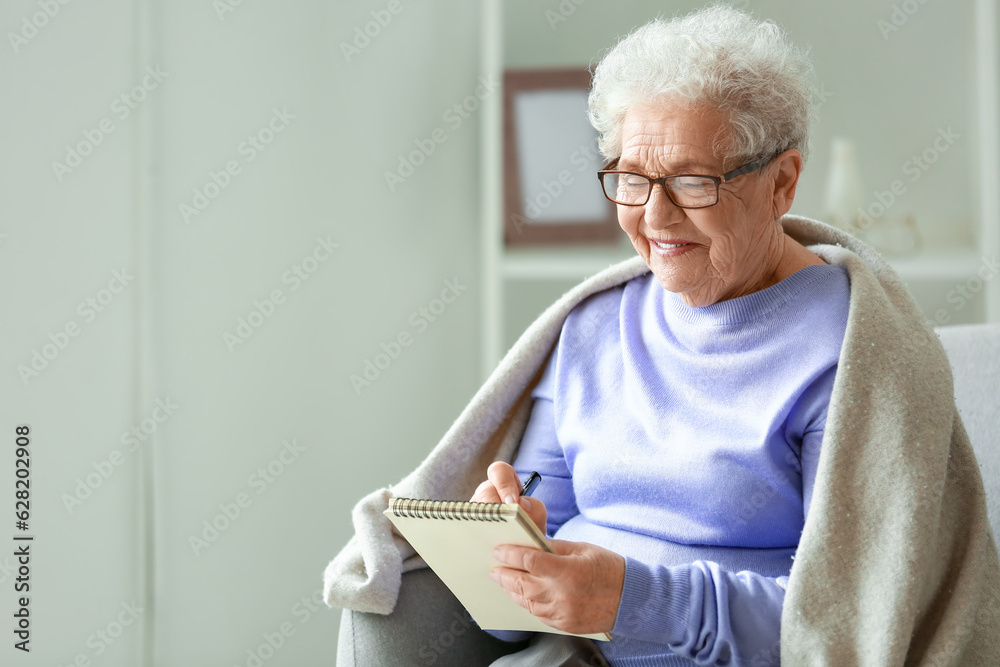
xmin=596 ymin=151 xmax=783 ymax=209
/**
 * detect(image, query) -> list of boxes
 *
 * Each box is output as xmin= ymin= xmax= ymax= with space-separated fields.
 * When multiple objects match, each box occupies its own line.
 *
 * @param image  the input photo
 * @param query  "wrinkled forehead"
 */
xmin=617 ymin=102 xmax=733 ymax=174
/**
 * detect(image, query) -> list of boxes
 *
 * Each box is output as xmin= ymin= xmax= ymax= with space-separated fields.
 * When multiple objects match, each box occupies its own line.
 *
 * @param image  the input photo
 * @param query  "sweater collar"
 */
xmin=658 ymin=264 xmax=839 ymax=326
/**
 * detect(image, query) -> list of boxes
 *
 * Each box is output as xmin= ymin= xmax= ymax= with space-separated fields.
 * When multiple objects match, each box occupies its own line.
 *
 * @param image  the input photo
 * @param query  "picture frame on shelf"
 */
xmin=502 ymin=67 xmax=618 ymax=246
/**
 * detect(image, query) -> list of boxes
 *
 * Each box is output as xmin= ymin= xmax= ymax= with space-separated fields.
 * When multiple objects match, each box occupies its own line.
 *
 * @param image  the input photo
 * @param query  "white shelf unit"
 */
xmin=976 ymin=0 xmax=1000 ymax=322
xmin=479 ymin=0 xmax=1000 ymax=380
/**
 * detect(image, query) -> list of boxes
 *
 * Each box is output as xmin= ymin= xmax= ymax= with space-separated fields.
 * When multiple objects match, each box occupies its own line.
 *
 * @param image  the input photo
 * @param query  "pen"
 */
xmin=520 ymin=471 xmax=541 ymax=498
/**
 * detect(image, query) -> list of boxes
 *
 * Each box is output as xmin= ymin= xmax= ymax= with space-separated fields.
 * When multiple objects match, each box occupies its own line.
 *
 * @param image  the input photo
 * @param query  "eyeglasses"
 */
xmin=597 ymin=152 xmax=780 ymax=208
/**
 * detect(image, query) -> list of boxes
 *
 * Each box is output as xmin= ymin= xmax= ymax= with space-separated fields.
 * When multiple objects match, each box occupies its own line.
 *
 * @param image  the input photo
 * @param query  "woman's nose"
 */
xmin=643 ymin=182 xmax=686 ymax=229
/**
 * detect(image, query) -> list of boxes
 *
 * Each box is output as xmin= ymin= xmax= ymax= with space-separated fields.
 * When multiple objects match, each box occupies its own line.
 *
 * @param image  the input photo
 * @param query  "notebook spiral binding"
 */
xmin=389 ymin=498 xmax=505 ymax=522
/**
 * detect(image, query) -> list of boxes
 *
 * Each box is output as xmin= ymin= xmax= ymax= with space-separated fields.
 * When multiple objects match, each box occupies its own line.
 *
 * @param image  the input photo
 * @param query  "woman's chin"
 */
xmin=653 ymin=275 xmax=690 ymax=296
xmin=641 ymin=255 xmax=696 ymax=293
xmin=648 ymin=269 xmax=693 ymax=296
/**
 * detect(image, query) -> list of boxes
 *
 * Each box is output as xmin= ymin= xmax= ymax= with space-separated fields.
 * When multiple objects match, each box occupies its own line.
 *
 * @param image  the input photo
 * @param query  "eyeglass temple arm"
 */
xmin=722 ymin=150 xmax=784 ymax=181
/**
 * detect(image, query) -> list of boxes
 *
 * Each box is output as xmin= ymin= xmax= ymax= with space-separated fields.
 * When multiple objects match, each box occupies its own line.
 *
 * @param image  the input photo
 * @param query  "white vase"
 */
xmin=822 ymin=138 xmax=865 ymax=234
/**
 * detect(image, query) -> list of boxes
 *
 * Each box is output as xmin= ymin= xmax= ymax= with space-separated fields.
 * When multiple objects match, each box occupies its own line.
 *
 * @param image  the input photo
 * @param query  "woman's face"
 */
xmin=615 ymin=102 xmax=791 ymax=307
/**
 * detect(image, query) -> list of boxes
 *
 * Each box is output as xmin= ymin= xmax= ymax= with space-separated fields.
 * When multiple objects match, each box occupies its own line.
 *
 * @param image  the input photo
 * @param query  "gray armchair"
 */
xmin=337 ymin=567 xmax=529 ymax=666
xmin=936 ymin=324 xmax=1000 ymax=538
xmin=335 ymin=324 xmax=1000 ymax=666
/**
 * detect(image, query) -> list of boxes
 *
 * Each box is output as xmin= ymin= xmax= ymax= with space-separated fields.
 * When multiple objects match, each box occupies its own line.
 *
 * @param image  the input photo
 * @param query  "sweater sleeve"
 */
xmin=512 ymin=397 xmax=579 ymax=536
xmin=611 ymin=427 xmax=822 ymax=664
xmin=511 ymin=349 xmax=580 ymax=536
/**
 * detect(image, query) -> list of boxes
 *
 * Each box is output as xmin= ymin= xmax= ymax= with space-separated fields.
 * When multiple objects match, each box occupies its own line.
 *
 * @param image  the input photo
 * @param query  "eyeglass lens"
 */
xmin=601 ymin=173 xmax=718 ymax=207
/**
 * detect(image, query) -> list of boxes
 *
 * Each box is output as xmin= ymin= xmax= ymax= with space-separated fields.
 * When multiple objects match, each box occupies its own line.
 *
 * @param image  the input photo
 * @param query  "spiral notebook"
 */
xmin=384 ymin=498 xmax=611 ymax=641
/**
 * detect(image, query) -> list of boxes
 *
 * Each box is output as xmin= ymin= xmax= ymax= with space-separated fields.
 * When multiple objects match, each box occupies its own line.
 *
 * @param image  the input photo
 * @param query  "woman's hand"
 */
xmin=490 ymin=539 xmax=625 ymax=636
xmin=472 ymin=462 xmax=624 ymax=634
xmin=470 ymin=461 xmax=548 ymax=534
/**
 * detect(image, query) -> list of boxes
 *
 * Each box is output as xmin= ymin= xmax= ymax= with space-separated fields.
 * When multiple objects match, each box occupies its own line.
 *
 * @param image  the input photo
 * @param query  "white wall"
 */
xmin=1 ymin=0 xmax=143 ymax=664
xmin=1 ymin=0 xmax=484 ymax=664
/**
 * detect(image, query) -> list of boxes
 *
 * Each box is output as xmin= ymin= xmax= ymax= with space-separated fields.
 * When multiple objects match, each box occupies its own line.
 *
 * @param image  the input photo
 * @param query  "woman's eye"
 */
xmin=672 ymin=176 xmax=714 ymax=192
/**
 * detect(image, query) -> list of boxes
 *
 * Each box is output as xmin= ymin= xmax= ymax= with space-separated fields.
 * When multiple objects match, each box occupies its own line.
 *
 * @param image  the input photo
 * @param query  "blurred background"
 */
xmin=0 ymin=0 xmax=996 ymax=665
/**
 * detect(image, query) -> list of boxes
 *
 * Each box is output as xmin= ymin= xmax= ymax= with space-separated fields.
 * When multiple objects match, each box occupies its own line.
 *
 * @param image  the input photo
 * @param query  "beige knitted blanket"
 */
xmin=323 ymin=215 xmax=1000 ymax=664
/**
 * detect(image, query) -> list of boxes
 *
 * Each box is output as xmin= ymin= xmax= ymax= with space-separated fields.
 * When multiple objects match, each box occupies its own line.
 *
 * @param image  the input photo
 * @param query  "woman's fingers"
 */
xmin=470 ymin=462 xmax=520 ymax=503
xmin=493 ymin=544 xmax=557 ymax=576
xmin=490 ymin=541 xmax=625 ymax=636
xmin=470 ymin=466 xmax=548 ymax=534
xmin=470 ymin=479 xmax=502 ymax=503
xmin=489 ymin=566 xmax=553 ymax=604
xmin=486 ymin=461 xmax=523 ymax=504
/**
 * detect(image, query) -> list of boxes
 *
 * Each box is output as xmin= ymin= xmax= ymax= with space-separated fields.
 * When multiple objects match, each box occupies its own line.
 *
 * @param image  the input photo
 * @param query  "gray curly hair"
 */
xmin=587 ymin=3 xmax=817 ymax=169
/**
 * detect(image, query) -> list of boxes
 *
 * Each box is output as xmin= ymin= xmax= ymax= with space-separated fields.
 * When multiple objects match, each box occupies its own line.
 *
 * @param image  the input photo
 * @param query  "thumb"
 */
xmin=546 ymin=539 xmax=584 ymax=556
xmin=487 ymin=461 xmax=522 ymax=505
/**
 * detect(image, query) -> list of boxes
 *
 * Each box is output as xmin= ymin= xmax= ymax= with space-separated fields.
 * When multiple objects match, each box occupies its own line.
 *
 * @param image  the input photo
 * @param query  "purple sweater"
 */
xmin=490 ymin=264 xmax=850 ymax=666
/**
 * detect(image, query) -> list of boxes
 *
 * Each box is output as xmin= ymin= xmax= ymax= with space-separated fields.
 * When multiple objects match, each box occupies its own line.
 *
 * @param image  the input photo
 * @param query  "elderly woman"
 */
xmin=325 ymin=5 xmax=1000 ymax=666
xmin=472 ymin=6 xmax=837 ymax=664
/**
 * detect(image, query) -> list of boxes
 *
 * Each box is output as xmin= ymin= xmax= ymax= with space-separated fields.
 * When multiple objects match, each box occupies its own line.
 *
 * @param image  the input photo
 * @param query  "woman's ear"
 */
xmin=770 ymin=149 xmax=803 ymax=219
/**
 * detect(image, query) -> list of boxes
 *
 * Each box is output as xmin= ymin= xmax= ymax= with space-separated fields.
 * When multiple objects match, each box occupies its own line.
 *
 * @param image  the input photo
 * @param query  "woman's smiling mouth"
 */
xmin=649 ymin=239 xmax=696 ymax=256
